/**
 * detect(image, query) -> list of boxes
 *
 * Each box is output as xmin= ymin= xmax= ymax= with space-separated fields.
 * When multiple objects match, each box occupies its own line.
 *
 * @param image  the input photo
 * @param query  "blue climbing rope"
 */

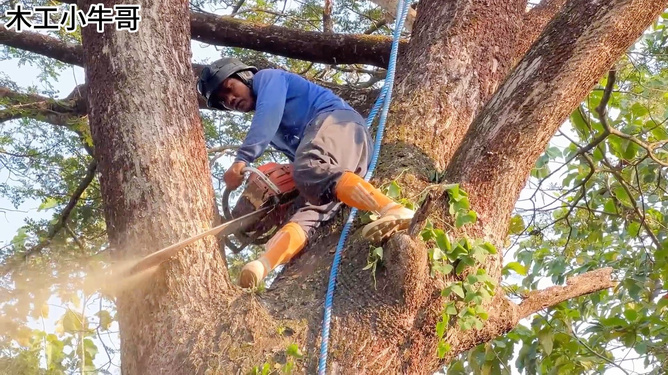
xmin=318 ymin=1 xmax=412 ymax=373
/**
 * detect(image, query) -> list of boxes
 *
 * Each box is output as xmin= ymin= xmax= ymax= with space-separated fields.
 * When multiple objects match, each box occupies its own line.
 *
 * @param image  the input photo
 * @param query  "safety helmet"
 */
xmin=197 ymin=57 xmax=258 ymax=110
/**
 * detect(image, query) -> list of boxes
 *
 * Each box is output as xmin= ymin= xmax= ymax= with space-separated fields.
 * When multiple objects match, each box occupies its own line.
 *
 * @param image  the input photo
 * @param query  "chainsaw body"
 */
xmin=221 ymin=163 xmax=300 ymax=253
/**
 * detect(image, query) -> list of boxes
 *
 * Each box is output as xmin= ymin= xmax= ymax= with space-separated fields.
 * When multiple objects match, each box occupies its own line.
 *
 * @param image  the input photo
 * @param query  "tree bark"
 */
xmin=80 ymin=0 xmax=233 ymax=373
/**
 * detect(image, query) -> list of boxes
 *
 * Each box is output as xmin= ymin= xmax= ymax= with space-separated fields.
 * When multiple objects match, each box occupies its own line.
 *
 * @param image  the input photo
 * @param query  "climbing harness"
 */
xmin=317 ymin=0 xmax=413 ymax=373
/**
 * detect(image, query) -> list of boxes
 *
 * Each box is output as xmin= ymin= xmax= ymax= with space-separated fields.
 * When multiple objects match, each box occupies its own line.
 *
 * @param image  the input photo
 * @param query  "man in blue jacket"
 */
xmin=197 ymin=57 xmax=414 ymax=288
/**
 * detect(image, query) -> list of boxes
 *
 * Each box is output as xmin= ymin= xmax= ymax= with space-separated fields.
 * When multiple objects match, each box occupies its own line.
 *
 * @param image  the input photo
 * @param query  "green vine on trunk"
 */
xmin=360 ymin=180 xmax=498 ymax=359
xmin=419 ymin=184 xmax=498 ymax=359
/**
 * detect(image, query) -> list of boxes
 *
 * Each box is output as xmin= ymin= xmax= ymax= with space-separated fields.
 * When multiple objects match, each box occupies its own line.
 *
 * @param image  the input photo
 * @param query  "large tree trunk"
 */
xmin=77 ymin=0 xmax=666 ymax=373
xmin=80 ymin=0 xmax=234 ymax=373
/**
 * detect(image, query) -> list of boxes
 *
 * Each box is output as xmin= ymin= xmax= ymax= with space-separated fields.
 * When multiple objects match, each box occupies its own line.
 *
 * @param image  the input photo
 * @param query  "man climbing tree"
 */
xmin=197 ymin=57 xmax=415 ymax=288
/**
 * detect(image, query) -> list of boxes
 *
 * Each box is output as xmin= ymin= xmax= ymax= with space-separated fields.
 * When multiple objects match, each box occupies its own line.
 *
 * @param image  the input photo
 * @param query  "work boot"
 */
xmin=335 ymin=171 xmax=414 ymax=243
xmin=239 ymin=257 xmax=270 ymax=289
xmin=239 ymin=222 xmax=307 ymax=288
xmin=361 ymin=203 xmax=414 ymax=243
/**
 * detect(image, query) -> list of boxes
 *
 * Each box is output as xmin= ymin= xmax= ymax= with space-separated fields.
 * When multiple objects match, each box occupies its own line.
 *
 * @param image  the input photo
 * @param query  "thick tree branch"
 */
xmin=0 ymin=27 xmax=84 ymax=66
xmin=190 ymin=12 xmax=400 ymax=67
xmin=0 ymin=85 xmax=85 ymax=126
xmin=516 ymin=268 xmax=615 ymax=319
xmin=24 ymin=160 xmax=98 ymax=259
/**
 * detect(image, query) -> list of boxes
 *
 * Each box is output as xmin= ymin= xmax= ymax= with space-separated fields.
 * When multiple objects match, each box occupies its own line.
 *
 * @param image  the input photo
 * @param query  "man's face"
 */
xmin=212 ymin=77 xmax=255 ymax=112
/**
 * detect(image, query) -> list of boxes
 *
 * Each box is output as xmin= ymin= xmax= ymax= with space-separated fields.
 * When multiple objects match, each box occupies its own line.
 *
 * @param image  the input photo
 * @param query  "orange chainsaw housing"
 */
xmin=224 ymin=163 xmax=300 ymax=252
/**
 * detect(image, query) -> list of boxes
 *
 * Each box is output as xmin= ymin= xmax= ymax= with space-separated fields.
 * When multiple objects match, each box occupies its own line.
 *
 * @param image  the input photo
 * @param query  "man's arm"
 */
xmin=235 ymin=70 xmax=288 ymax=164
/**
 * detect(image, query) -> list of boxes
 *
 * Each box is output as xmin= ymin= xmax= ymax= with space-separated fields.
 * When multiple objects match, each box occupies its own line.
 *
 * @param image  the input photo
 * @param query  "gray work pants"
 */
xmin=290 ymin=109 xmax=373 ymax=237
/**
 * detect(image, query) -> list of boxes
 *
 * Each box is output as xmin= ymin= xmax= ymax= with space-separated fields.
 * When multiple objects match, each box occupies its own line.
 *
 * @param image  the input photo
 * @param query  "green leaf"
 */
xmin=62 ymin=310 xmax=84 ymax=334
xmin=545 ymin=146 xmax=562 ymax=159
xmin=508 ymin=215 xmax=525 ymax=235
xmin=436 ymin=318 xmax=447 ymax=338
xmin=435 ymin=263 xmax=454 ymax=275
xmin=373 ymin=246 xmax=383 ymax=260
xmin=286 ymin=343 xmax=303 ymax=358
xmin=430 ymin=247 xmax=444 ymax=261
xmin=447 ymin=284 xmax=465 ymax=299
xmin=456 ymin=257 xmax=474 ymax=275
xmin=503 ymin=262 xmax=527 ymax=276
xmin=45 ymin=334 xmax=65 ymax=371
xmin=11 ymin=227 xmax=28 ymax=248
xmin=604 ymin=199 xmax=617 ymax=214
xmin=471 ymin=246 xmax=488 ymax=263
xmin=538 ymin=330 xmax=554 ymax=355
xmin=96 ymin=310 xmax=113 ymax=331
xmin=445 ymin=302 xmax=457 ymax=315
xmin=38 ymin=197 xmax=59 ymax=211
xmin=601 ymin=316 xmax=627 ymax=327
xmin=658 ymin=296 xmax=668 ymax=310
xmin=570 ymin=107 xmax=590 ymax=138
xmin=434 ymin=230 xmax=452 ymax=252
xmin=83 ymin=339 xmax=98 ymax=365
xmin=623 ymin=140 xmax=639 ymax=160
xmin=387 ymin=181 xmax=401 ymax=199
xmin=627 ymin=222 xmax=641 ymax=237
xmin=623 ymin=308 xmax=638 ymax=322
xmin=456 ymin=210 xmax=477 ymax=228
xmin=613 ymin=186 xmax=634 ymax=208
xmin=631 ymin=102 xmax=648 ymax=117
xmin=437 ymin=341 xmax=451 ymax=358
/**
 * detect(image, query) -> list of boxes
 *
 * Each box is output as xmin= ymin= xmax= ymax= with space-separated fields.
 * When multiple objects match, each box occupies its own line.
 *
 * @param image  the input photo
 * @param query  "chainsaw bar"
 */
xmin=123 ymin=206 xmax=273 ymax=277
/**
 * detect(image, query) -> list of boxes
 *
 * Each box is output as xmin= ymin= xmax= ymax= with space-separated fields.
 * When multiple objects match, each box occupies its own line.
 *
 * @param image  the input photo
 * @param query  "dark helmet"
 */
xmin=197 ymin=57 xmax=258 ymax=110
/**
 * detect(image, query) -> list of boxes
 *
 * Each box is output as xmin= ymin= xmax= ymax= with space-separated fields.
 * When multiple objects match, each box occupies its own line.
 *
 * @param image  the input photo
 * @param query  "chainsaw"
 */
xmin=123 ymin=163 xmax=299 ymax=277
xmin=220 ymin=163 xmax=300 ymax=253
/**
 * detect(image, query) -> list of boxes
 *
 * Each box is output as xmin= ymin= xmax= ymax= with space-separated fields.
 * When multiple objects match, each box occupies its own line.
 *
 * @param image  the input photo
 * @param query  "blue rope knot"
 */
xmin=318 ymin=1 xmax=413 ymax=373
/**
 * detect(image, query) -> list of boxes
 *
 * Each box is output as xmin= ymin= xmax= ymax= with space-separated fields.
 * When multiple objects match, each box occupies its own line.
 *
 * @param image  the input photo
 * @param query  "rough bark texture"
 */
xmin=80 ymin=0 xmax=232 ymax=373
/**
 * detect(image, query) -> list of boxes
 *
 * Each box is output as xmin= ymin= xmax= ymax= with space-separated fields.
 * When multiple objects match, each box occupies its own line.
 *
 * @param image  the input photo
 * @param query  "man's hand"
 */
xmin=224 ymin=161 xmax=247 ymax=190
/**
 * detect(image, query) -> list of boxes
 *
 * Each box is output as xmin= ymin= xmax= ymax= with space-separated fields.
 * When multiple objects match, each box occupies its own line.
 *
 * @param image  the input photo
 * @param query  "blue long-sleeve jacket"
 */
xmin=234 ymin=69 xmax=356 ymax=164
